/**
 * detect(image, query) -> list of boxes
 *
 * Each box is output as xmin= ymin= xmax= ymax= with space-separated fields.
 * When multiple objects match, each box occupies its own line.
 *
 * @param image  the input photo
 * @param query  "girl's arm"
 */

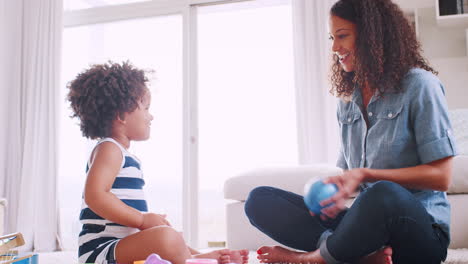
xmin=84 ymin=142 xmax=144 ymax=228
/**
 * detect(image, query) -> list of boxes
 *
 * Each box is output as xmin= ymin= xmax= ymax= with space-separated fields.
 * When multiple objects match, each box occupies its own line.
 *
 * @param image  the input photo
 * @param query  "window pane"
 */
xmin=64 ymin=0 xmax=151 ymax=11
xmin=59 ymin=15 xmax=182 ymax=249
xmin=197 ymin=0 xmax=296 ymax=247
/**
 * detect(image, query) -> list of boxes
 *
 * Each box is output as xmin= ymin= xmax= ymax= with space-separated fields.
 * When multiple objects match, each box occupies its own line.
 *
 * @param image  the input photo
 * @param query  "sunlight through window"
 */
xmin=197 ymin=0 xmax=297 ymax=247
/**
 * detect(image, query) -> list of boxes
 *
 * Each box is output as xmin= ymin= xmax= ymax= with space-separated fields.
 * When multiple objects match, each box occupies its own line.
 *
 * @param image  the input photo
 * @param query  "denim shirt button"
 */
xmin=347 ymin=118 xmax=352 ymax=122
xmin=368 ymin=112 xmax=373 ymax=117
xmin=388 ymin=113 xmax=393 ymax=118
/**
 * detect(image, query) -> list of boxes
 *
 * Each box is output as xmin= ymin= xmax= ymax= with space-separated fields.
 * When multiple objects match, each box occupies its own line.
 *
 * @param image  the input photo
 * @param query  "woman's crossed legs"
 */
xmin=245 ymin=181 xmax=448 ymax=264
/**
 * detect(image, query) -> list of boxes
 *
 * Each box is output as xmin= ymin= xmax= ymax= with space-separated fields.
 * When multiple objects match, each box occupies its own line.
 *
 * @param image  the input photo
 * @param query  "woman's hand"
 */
xmin=139 ymin=213 xmax=172 ymax=230
xmin=318 ymin=168 xmax=368 ymax=220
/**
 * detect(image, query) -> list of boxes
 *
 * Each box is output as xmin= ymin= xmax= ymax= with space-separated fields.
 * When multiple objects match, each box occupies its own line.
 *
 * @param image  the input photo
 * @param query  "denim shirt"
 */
xmin=336 ymin=68 xmax=457 ymax=238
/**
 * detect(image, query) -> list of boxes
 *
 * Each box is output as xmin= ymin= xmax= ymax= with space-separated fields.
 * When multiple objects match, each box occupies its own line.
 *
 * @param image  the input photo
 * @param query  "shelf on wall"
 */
xmin=435 ymin=0 xmax=468 ymax=27
xmin=436 ymin=13 xmax=468 ymax=27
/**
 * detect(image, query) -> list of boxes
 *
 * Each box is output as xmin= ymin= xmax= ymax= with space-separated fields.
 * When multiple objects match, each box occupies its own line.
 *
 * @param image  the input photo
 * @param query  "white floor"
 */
xmin=38 ymin=250 xmax=261 ymax=264
xmin=38 ymin=249 xmax=468 ymax=264
xmin=38 ymin=251 xmax=76 ymax=263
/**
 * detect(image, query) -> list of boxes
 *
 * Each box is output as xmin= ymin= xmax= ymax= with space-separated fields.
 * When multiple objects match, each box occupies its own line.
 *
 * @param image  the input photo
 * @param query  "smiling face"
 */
xmin=124 ymin=89 xmax=153 ymax=141
xmin=329 ymin=15 xmax=358 ymax=73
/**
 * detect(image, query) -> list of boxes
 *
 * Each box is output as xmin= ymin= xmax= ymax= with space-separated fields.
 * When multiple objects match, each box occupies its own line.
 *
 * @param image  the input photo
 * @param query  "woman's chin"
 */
xmin=341 ymin=65 xmax=354 ymax=72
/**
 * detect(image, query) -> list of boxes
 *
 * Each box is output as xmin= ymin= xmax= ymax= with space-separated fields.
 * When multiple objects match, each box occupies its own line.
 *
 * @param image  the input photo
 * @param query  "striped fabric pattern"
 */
xmin=78 ymin=138 xmax=147 ymax=264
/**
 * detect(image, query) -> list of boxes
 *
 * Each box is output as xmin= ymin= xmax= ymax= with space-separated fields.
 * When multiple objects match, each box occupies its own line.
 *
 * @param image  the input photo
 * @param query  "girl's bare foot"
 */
xmin=360 ymin=246 xmax=393 ymax=264
xmin=194 ymin=249 xmax=248 ymax=264
xmin=225 ymin=249 xmax=249 ymax=264
xmin=256 ymin=246 xmax=325 ymax=264
xmin=194 ymin=249 xmax=230 ymax=264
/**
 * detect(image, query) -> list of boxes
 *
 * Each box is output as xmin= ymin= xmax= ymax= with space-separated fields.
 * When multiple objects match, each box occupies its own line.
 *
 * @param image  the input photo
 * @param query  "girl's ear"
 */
xmin=116 ymin=112 xmax=127 ymax=124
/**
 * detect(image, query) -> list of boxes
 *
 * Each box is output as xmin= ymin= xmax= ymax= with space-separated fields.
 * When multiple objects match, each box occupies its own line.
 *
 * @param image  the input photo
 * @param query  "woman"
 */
xmin=244 ymin=0 xmax=457 ymax=263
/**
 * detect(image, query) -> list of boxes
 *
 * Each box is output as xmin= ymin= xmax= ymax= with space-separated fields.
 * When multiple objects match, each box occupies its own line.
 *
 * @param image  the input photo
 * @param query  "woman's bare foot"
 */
xmin=360 ymin=246 xmax=393 ymax=264
xmin=256 ymin=246 xmax=325 ymax=264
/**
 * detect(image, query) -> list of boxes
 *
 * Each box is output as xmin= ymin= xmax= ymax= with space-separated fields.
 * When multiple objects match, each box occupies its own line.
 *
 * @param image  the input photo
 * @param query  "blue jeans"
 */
xmin=244 ymin=181 xmax=449 ymax=264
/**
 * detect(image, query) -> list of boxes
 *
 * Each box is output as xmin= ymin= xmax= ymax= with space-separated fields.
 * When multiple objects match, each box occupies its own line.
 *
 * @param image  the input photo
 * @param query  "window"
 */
xmin=64 ymin=0 xmax=151 ymax=11
xmin=197 ymin=0 xmax=296 ymax=247
xmin=59 ymin=15 xmax=183 ymax=249
xmin=61 ymin=0 xmax=298 ymax=249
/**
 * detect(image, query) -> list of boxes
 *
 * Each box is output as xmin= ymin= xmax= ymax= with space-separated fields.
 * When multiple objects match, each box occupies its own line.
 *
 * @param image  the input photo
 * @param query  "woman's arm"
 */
xmin=319 ymin=156 xmax=453 ymax=220
xmin=363 ymin=156 xmax=453 ymax=191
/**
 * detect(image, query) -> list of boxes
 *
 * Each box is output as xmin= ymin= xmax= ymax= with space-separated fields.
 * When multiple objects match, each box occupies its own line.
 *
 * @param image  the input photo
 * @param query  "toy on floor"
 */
xmin=134 ymin=253 xmax=172 ymax=264
xmin=304 ymin=179 xmax=338 ymax=215
xmin=0 ymin=233 xmax=25 ymax=257
xmin=0 ymin=232 xmax=37 ymax=264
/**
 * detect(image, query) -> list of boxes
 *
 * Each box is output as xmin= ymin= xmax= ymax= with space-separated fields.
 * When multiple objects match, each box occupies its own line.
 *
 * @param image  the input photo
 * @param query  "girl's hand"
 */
xmin=139 ymin=213 xmax=172 ymax=230
xmin=319 ymin=168 xmax=368 ymax=220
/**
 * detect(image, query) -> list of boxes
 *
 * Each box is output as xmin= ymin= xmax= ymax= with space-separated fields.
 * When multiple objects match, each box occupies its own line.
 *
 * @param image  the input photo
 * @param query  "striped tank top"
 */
xmin=78 ymin=138 xmax=148 ymax=263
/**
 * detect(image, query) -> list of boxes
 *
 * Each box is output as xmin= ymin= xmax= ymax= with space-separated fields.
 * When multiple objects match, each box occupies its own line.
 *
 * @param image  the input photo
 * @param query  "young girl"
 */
xmin=68 ymin=62 xmax=249 ymax=264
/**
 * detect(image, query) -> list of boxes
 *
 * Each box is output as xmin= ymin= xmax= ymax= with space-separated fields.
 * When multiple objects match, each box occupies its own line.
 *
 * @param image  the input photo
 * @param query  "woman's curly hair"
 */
xmin=67 ymin=61 xmax=150 ymax=139
xmin=330 ymin=0 xmax=437 ymax=97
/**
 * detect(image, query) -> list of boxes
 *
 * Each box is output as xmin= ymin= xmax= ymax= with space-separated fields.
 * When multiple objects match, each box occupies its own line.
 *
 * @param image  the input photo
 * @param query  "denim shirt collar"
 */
xmin=351 ymin=78 xmax=404 ymax=107
xmin=351 ymin=86 xmax=381 ymax=110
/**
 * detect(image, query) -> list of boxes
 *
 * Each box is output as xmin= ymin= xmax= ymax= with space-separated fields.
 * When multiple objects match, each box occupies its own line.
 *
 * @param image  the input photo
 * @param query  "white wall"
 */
xmin=431 ymin=57 xmax=468 ymax=110
xmin=417 ymin=7 xmax=468 ymax=110
xmin=394 ymin=0 xmax=433 ymax=10
xmin=419 ymin=7 xmax=466 ymax=58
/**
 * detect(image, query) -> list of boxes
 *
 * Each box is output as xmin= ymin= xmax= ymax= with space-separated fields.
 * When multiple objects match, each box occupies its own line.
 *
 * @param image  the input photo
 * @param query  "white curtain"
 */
xmin=0 ymin=0 xmax=62 ymax=252
xmin=0 ymin=2 xmax=7 ymax=191
xmin=292 ymin=0 xmax=339 ymax=165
